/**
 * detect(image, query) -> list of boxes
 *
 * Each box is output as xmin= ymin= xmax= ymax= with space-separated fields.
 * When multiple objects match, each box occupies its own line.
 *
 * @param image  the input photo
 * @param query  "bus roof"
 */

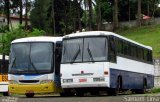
xmin=0 ymin=55 xmax=9 ymax=60
xmin=63 ymin=31 xmax=152 ymax=50
xmin=11 ymin=36 xmax=63 ymax=44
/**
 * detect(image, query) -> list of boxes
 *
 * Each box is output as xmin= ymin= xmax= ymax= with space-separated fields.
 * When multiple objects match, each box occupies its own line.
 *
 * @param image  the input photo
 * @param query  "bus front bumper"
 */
xmin=9 ymin=82 xmax=62 ymax=95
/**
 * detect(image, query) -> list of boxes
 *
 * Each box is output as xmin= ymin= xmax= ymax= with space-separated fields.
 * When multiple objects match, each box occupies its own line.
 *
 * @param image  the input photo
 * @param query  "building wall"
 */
xmin=154 ymin=59 xmax=160 ymax=87
xmin=0 ymin=16 xmax=30 ymax=28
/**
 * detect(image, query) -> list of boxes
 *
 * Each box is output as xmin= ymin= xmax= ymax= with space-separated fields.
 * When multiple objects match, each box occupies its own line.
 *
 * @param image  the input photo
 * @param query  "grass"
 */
xmin=117 ymin=24 xmax=160 ymax=58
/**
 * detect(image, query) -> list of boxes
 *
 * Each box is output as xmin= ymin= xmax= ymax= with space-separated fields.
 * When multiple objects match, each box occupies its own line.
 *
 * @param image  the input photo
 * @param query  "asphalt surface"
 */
xmin=0 ymin=93 xmax=160 ymax=102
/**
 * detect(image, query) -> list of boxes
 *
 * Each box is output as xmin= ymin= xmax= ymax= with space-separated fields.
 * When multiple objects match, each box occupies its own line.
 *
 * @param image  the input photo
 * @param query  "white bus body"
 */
xmin=60 ymin=31 xmax=154 ymax=96
xmin=8 ymin=36 xmax=63 ymax=97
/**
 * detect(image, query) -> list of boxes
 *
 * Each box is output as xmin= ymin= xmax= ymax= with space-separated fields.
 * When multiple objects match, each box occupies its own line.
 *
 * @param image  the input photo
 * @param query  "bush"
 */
xmin=150 ymin=88 xmax=160 ymax=93
xmin=0 ymin=27 xmax=45 ymax=55
xmin=0 ymin=25 xmax=9 ymax=33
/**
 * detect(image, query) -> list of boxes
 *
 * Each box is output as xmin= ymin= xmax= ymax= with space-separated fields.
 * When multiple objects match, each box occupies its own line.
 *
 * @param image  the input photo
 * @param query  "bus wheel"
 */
xmin=25 ymin=93 xmax=34 ymax=98
xmin=90 ymin=91 xmax=99 ymax=96
xmin=142 ymin=79 xmax=147 ymax=94
xmin=108 ymin=77 xmax=122 ymax=96
xmin=76 ymin=91 xmax=84 ymax=97
xmin=3 ymin=92 xmax=9 ymax=96
xmin=108 ymin=88 xmax=118 ymax=96
xmin=60 ymin=92 xmax=74 ymax=97
xmin=134 ymin=79 xmax=147 ymax=94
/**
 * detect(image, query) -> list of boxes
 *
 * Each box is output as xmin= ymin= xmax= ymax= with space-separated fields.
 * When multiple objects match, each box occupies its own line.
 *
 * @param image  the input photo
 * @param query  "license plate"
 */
xmin=79 ymin=79 xmax=87 ymax=82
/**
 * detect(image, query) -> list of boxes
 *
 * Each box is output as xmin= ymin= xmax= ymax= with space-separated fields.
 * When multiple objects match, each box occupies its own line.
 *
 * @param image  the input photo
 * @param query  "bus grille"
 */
xmin=19 ymin=80 xmax=39 ymax=83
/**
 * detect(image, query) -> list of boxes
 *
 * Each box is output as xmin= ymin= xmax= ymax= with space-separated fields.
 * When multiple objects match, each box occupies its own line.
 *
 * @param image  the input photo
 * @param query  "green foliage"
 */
xmin=30 ymin=0 xmax=83 ymax=35
xmin=95 ymin=0 xmax=113 ymax=22
xmin=118 ymin=24 xmax=160 ymax=58
xmin=155 ymin=8 xmax=160 ymax=17
xmin=151 ymin=88 xmax=160 ymax=93
xmin=0 ymin=27 xmax=45 ymax=55
xmin=0 ymin=25 xmax=9 ymax=33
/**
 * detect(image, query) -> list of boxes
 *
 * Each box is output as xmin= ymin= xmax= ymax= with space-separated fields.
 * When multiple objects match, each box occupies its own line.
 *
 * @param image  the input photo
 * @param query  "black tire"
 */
xmin=60 ymin=92 xmax=66 ymax=97
xmin=108 ymin=88 xmax=117 ymax=96
xmin=60 ymin=92 xmax=74 ymax=97
xmin=3 ymin=92 xmax=9 ymax=96
xmin=25 ymin=93 xmax=34 ymax=98
xmin=108 ymin=77 xmax=122 ymax=96
xmin=76 ymin=91 xmax=84 ymax=97
xmin=90 ymin=91 xmax=99 ymax=96
xmin=133 ymin=79 xmax=147 ymax=94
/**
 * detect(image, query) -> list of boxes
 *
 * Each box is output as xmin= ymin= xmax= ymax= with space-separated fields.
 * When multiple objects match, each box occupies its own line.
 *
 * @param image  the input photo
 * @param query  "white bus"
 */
xmin=8 ymin=36 xmax=63 ymax=97
xmin=0 ymin=54 xmax=9 ymax=96
xmin=60 ymin=31 xmax=154 ymax=96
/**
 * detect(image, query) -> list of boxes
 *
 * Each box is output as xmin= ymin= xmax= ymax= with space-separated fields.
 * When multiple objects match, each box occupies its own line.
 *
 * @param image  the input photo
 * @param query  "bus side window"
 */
xmin=109 ymin=37 xmax=116 ymax=62
xmin=55 ymin=42 xmax=62 ymax=75
xmin=147 ymin=51 xmax=152 ymax=62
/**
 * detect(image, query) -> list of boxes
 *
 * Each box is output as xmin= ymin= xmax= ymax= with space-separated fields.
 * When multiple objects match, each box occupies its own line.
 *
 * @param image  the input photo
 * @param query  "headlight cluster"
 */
xmin=9 ymin=80 xmax=18 ymax=84
xmin=40 ymin=80 xmax=53 ymax=84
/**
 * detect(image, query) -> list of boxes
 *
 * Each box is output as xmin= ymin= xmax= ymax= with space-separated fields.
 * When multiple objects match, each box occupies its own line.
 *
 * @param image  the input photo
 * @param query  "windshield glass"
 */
xmin=83 ymin=37 xmax=107 ymax=61
xmin=9 ymin=42 xmax=53 ymax=74
xmin=62 ymin=37 xmax=108 ymax=63
xmin=61 ymin=38 xmax=83 ymax=63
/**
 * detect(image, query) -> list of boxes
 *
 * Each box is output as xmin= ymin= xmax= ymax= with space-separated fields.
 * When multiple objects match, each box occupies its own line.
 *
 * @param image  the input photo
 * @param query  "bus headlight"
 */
xmin=63 ymin=79 xmax=73 ymax=83
xmin=93 ymin=77 xmax=105 ymax=82
xmin=9 ymin=80 xmax=18 ymax=84
xmin=40 ymin=80 xmax=53 ymax=84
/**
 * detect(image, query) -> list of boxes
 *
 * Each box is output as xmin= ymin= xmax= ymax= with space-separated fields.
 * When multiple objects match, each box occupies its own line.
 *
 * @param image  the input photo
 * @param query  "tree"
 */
xmin=96 ymin=0 xmax=102 ymax=30
xmin=30 ymin=0 xmax=83 ymax=35
xmin=81 ymin=0 xmax=96 ymax=30
xmin=19 ymin=0 xmax=23 ymax=24
xmin=4 ymin=0 xmax=10 ymax=31
xmin=88 ymin=0 xmax=93 ymax=30
xmin=77 ymin=0 xmax=82 ymax=31
xmin=113 ymin=0 xmax=119 ymax=30
xmin=137 ymin=0 xmax=141 ymax=26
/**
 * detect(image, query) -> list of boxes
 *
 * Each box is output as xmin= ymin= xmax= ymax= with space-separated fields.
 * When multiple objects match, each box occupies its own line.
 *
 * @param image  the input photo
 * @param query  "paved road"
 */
xmin=1 ymin=94 xmax=160 ymax=102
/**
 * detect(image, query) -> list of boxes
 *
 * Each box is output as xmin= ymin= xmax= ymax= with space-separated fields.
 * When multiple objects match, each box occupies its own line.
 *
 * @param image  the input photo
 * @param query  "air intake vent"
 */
xmin=19 ymin=80 xmax=39 ymax=83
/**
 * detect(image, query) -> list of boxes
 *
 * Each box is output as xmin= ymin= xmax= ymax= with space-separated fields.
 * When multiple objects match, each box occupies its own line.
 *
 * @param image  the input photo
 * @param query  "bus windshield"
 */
xmin=9 ymin=42 xmax=53 ymax=74
xmin=62 ymin=37 xmax=108 ymax=63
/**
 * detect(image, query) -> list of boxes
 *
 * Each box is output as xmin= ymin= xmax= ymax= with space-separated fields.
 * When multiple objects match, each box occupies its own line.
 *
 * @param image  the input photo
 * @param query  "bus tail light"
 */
xmin=104 ymin=71 xmax=108 ymax=75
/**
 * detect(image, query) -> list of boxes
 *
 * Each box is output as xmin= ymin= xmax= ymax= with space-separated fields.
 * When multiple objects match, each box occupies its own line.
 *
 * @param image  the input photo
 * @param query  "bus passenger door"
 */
xmin=54 ymin=42 xmax=62 ymax=88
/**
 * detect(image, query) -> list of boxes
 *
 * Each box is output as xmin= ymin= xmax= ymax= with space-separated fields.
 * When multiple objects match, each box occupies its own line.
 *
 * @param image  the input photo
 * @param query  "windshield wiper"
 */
xmin=29 ymin=44 xmax=39 ymax=73
xmin=87 ymin=43 xmax=94 ymax=62
xmin=11 ymin=57 xmax=16 ymax=68
xmin=30 ymin=61 xmax=39 ymax=73
xmin=70 ymin=45 xmax=81 ymax=63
